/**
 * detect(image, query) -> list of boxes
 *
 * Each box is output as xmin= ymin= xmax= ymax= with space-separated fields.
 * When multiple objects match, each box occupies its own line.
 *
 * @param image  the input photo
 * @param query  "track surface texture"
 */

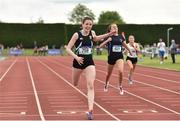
xmin=0 ymin=56 xmax=180 ymax=121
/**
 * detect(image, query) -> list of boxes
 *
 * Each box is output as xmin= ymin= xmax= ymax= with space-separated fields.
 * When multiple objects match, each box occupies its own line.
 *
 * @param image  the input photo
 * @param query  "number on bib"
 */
xmin=112 ymin=45 xmax=121 ymax=52
xmin=79 ymin=47 xmax=92 ymax=55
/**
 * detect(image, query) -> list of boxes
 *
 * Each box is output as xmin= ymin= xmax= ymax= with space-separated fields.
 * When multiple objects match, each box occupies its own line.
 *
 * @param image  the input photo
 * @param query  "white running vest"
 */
xmin=127 ymin=43 xmax=138 ymax=58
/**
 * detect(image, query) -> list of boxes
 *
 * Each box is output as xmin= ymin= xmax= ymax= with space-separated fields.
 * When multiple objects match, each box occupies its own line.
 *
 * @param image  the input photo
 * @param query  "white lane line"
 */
xmin=133 ymin=72 xmax=180 ymax=84
xmin=0 ymin=59 xmax=17 ymax=82
xmin=97 ymin=64 xmax=180 ymax=84
xmin=96 ymin=60 xmax=180 ymax=77
xmin=47 ymin=57 xmax=180 ymax=95
xmin=43 ymin=58 xmax=180 ymax=115
xmin=0 ymin=111 xmax=26 ymax=115
xmin=96 ymin=69 xmax=180 ymax=95
xmin=26 ymin=57 xmax=45 ymax=121
xmin=44 ymin=57 xmax=180 ymax=114
xmin=51 ymin=105 xmax=87 ymax=108
xmin=96 ymin=78 xmax=180 ymax=115
xmin=136 ymin=64 xmax=180 ymax=76
xmin=47 ymin=58 xmax=180 ymax=96
xmin=37 ymin=58 xmax=121 ymax=121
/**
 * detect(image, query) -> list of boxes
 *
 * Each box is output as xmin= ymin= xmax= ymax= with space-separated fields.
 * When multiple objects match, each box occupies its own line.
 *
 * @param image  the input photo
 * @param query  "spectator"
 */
xmin=157 ymin=38 xmax=166 ymax=64
xmin=151 ymin=43 xmax=158 ymax=59
xmin=170 ymin=39 xmax=177 ymax=63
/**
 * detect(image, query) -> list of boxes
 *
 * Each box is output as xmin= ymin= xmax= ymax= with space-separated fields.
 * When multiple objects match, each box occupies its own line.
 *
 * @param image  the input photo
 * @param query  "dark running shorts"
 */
xmin=73 ymin=55 xmax=95 ymax=69
xmin=126 ymin=56 xmax=138 ymax=64
xmin=108 ymin=54 xmax=124 ymax=65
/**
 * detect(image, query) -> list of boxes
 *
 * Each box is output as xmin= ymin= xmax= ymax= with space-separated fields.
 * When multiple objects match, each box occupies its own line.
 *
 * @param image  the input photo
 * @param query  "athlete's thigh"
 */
xmin=107 ymin=64 xmax=114 ymax=74
xmin=72 ymin=68 xmax=83 ymax=82
xmin=116 ymin=59 xmax=124 ymax=73
xmin=127 ymin=60 xmax=133 ymax=69
xmin=84 ymin=65 xmax=96 ymax=83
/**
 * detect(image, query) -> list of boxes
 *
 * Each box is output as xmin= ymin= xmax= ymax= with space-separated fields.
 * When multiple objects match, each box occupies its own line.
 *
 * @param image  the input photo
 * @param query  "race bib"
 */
xmin=79 ymin=47 xmax=92 ymax=55
xmin=131 ymin=50 xmax=137 ymax=56
xmin=112 ymin=45 xmax=121 ymax=52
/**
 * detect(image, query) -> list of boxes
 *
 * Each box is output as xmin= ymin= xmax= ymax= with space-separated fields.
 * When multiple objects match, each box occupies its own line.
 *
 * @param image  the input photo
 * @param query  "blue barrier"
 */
xmin=9 ymin=49 xmax=23 ymax=55
xmin=48 ymin=49 xmax=61 ymax=55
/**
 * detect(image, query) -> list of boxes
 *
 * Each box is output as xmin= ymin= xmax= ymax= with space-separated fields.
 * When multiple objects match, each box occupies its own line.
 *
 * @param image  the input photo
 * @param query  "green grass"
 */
xmin=93 ymin=54 xmax=180 ymax=71
xmin=1 ymin=49 xmax=34 ymax=56
xmin=1 ymin=49 xmax=180 ymax=71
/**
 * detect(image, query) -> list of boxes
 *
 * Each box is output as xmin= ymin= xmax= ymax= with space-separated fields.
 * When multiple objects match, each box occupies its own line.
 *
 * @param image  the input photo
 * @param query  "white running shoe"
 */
xmin=104 ymin=82 xmax=109 ymax=92
xmin=128 ymin=74 xmax=133 ymax=84
xmin=119 ymin=86 xmax=124 ymax=95
xmin=129 ymin=80 xmax=133 ymax=85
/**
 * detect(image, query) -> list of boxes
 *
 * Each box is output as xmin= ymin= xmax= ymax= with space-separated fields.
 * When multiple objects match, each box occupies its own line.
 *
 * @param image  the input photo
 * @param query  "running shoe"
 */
xmin=104 ymin=81 xmax=109 ymax=92
xmin=129 ymin=80 xmax=133 ymax=84
xmin=128 ymin=74 xmax=133 ymax=84
xmin=119 ymin=86 xmax=124 ymax=95
xmin=87 ymin=111 xmax=93 ymax=120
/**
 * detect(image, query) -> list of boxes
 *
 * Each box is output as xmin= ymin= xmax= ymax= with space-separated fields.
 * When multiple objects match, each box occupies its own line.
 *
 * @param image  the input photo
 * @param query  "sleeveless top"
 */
xmin=127 ymin=43 xmax=138 ymax=58
xmin=107 ymin=35 xmax=125 ymax=56
xmin=74 ymin=31 xmax=93 ymax=56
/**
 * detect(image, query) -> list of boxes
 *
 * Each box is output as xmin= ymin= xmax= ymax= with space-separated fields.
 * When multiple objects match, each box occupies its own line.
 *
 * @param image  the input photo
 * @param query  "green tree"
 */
xmin=36 ymin=17 xmax=44 ymax=24
xmin=68 ymin=4 xmax=95 ymax=24
xmin=98 ymin=11 xmax=125 ymax=24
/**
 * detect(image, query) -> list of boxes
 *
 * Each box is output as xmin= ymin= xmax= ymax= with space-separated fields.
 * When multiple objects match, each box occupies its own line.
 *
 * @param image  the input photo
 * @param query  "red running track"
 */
xmin=0 ymin=56 xmax=180 ymax=121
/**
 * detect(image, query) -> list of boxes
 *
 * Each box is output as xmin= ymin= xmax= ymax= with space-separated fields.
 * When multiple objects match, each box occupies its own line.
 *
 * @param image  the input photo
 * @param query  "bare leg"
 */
xmin=84 ymin=65 xmax=96 ymax=112
xmin=116 ymin=59 xmax=124 ymax=86
xmin=72 ymin=68 xmax=83 ymax=86
xmin=116 ymin=59 xmax=124 ymax=95
xmin=127 ymin=60 xmax=133 ymax=80
xmin=105 ymin=64 xmax=114 ymax=85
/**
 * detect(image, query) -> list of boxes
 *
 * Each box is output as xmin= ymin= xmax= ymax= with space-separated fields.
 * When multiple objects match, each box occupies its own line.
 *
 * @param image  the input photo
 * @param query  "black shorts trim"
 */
xmin=108 ymin=54 xmax=124 ymax=65
xmin=126 ymin=56 xmax=137 ymax=64
xmin=73 ymin=55 xmax=95 ymax=69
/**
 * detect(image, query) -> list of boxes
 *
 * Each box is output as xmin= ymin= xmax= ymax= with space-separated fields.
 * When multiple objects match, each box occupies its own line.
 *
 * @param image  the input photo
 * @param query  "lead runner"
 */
xmin=65 ymin=17 xmax=115 ymax=120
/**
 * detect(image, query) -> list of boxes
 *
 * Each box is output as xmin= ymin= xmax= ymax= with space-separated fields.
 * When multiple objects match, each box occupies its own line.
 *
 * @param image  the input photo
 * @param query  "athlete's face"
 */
xmin=110 ymin=24 xmax=118 ymax=34
xmin=82 ymin=20 xmax=93 ymax=32
xmin=129 ymin=35 xmax=135 ymax=44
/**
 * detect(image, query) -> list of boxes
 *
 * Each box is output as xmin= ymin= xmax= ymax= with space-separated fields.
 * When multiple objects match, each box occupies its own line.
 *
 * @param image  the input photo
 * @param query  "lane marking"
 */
xmin=95 ymin=60 xmax=180 ymax=77
xmin=20 ymin=112 xmax=26 ymax=115
xmin=151 ymin=110 xmax=158 ymax=113
xmin=95 ymin=78 xmax=180 ymax=115
xmin=96 ymin=69 xmax=180 ymax=95
xmin=0 ymin=111 xmax=26 ymax=115
xmin=37 ymin=58 xmax=121 ymax=121
xmin=44 ymin=57 xmax=180 ymax=115
xmin=97 ymin=64 xmax=180 ymax=84
xmin=57 ymin=112 xmax=62 ymax=114
xmin=0 ymin=59 xmax=17 ymax=82
xmin=47 ymin=58 xmax=180 ymax=95
xmin=26 ymin=57 xmax=45 ymax=121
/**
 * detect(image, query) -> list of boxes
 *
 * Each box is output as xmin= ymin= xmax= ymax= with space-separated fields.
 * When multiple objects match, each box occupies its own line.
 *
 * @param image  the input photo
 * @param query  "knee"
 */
xmin=129 ymin=66 xmax=133 ymax=70
xmin=87 ymin=82 xmax=94 ymax=90
xmin=119 ymin=71 xmax=123 ymax=75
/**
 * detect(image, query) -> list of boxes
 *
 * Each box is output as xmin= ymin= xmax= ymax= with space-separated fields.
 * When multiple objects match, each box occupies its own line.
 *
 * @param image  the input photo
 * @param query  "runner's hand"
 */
xmin=129 ymin=50 xmax=133 ymax=56
xmin=108 ymin=30 xmax=116 ymax=36
xmin=76 ymin=56 xmax=84 ymax=65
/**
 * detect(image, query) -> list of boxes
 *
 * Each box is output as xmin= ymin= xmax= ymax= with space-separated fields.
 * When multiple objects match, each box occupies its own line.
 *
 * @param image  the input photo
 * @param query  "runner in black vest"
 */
xmin=65 ymin=17 xmax=115 ymax=120
xmin=73 ymin=31 xmax=94 ymax=69
xmin=98 ymin=23 xmax=132 ymax=95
